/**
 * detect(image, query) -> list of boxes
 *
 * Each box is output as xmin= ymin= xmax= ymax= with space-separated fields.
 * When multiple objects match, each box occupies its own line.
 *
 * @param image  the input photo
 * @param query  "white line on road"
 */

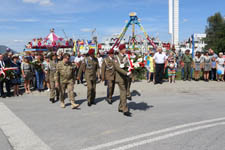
xmin=81 ymin=117 xmax=225 ymax=150
xmin=111 ymin=121 xmax=225 ymax=150
xmin=0 ymin=102 xmax=52 ymax=150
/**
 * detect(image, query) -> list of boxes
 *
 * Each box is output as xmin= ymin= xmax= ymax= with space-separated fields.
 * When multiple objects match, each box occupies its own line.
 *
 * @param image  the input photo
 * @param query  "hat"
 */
xmin=108 ymin=49 xmax=114 ymax=54
xmin=12 ymin=54 xmax=19 ymax=59
xmin=88 ymin=49 xmax=95 ymax=55
xmin=119 ymin=44 xmax=126 ymax=51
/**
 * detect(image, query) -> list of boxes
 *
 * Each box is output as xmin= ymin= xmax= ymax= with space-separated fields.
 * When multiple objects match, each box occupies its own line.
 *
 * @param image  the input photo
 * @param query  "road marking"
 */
xmin=81 ymin=117 xmax=225 ymax=150
xmin=0 ymin=102 xmax=52 ymax=150
xmin=111 ymin=121 xmax=225 ymax=150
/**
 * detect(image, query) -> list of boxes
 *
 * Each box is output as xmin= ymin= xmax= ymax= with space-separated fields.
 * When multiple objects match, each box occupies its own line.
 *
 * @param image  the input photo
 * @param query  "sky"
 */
xmin=0 ymin=0 xmax=224 ymax=52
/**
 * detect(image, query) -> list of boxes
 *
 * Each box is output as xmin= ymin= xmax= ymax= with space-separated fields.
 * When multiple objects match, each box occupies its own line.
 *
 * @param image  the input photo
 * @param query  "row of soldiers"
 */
xmin=48 ymin=44 xmax=133 ymax=117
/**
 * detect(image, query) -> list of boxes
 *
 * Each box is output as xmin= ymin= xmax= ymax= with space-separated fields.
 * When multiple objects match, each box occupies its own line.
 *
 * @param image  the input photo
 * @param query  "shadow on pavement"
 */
xmin=128 ymin=102 xmax=153 ymax=111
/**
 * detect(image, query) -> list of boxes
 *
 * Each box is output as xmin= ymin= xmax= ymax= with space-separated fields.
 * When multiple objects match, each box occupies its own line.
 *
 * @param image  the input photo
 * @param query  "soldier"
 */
xmin=114 ymin=44 xmax=132 ymax=117
xmin=55 ymin=53 xmax=80 ymax=109
xmin=77 ymin=49 xmax=99 ymax=107
xmin=48 ymin=53 xmax=59 ymax=103
xmin=101 ymin=49 xmax=115 ymax=104
xmin=182 ymin=49 xmax=193 ymax=81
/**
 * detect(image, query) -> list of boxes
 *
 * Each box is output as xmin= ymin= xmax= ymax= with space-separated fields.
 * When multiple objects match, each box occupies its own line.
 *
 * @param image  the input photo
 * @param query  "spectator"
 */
xmin=70 ymin=52 xmax=76 ymax=63
xmin=193 ymin=52 xmax=202 ymax=81
xmin=203 ymin=51 xmax=211 ymax=82
xmin=21 ymin=57 xmax=33 ymax=94
xmin=216 ymin=52 xmax=225 ymax=82
xmin=43 ymin=55 xmax=50 ymax=91
xmin=97 ymin=53 xmax=103 ymax=82
xmin=33 ymin=54 xmax=44 ymax=92
xmin=0 ymin=53 xmax=11 ymax=98
xmin=167 ymin=52 xmax=176 ymax=83
xmin=74 ymin=52 xmax=84 ymax=84
xmin=182 ymin=49 xmax=193 ymax=81
xmin=211 ymin=57 xmax=217 ymax=81
xmin=153 ymin=47 xmax=167 ymax=84
xmin=11 ymin=55 xmax=21 ymax=96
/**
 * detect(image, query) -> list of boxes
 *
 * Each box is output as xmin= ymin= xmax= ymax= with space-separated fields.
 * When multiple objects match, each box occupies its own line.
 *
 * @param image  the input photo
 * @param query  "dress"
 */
xmin=146 ymin=56 xmax=154 ymax=73
xmin=11 ymin=62 xmax=21 ymax=85
xmin=216 ymin=58 xmax=225 ymax=75
xmin=167 ymin=56 xmax=176 ymax=77
xmin=203 ymin=56 xmax=211 ymax=71
xmin=21 ymin=62 xmax=33 ymax=81
xmin=194 ymin=57 xmax=202 ymax=71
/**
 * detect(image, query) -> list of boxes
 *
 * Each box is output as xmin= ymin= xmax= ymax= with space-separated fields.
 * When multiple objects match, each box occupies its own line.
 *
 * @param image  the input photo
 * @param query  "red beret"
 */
xmin=88 ymin=49 xmax=95 ymax=55
xmin=108 ymin=49 xmax=114 ymax=54
xmin=119 ymin=44 xmax=126 ymax=51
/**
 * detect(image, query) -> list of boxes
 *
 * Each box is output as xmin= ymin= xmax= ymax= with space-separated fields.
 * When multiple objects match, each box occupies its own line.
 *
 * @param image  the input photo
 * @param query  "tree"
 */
xmin=205 ymin=12 xmax=225 ymax=54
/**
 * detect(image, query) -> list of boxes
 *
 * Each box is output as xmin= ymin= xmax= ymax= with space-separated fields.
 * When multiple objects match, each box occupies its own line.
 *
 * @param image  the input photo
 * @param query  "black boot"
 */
xmin=123 ymin=111 xmax=132 ymax=117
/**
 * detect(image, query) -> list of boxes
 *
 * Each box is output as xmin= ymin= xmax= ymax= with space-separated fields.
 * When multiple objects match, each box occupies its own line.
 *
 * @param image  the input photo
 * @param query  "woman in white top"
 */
xmin=216 ymin=52 xmax=225 ymax=81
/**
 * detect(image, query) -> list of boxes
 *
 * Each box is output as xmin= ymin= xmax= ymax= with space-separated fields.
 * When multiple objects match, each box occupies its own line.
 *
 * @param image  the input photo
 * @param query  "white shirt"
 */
xmin=153 ymin=52 xmax=167 ymax=64
xmin=98 ymin=57 xmax=103 ymax=67
xmin=74 ymin=56 xmax=83 ymax=63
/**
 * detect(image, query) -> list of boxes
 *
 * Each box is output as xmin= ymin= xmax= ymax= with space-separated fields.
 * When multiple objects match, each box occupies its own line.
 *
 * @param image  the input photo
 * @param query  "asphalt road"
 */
xmin=0 ymin=80 xmax=225 ymax=150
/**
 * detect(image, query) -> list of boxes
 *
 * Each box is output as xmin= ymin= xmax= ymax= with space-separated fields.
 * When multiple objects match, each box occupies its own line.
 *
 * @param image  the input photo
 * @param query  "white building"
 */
xmin=168 ymin=0 xmax=179 ymax=48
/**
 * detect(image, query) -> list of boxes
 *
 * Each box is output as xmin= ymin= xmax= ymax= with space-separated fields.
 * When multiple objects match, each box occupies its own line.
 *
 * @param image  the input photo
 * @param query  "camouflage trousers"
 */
xmin=59 ymin=82 xmax=75 ymax=103
xmin=49 ymin=79 xmax=59 ymax=99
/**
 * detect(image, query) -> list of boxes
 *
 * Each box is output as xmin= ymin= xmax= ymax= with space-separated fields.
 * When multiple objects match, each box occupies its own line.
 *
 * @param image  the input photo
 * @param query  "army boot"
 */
xmin=60 ymin=101 xmax=66 ymax=108
xmin=71 ymin=101 xmax=80 ymax=109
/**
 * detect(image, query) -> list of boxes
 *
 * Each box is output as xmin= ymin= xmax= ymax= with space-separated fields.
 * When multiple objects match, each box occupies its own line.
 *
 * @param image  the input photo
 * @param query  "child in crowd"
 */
xmin=167 ymin=52 xmax=177 ymax=83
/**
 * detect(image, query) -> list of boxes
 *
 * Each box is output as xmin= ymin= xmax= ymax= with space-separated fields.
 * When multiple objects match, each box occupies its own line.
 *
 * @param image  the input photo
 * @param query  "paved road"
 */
xmin=0 ymin=81 xmax=225 ymax=150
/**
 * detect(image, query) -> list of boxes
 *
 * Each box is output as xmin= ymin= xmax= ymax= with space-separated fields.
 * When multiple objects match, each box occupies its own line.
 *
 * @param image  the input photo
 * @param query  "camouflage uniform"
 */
xmin=48 ymin=60 xmax=59 ymax=102
xmin=55 ymin=61 xmax=78 ymax=108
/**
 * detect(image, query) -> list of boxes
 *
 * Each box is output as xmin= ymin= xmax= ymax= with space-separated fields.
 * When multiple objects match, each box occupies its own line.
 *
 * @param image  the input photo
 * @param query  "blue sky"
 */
xmin=0 ymin=0 xmax=224 ymax=51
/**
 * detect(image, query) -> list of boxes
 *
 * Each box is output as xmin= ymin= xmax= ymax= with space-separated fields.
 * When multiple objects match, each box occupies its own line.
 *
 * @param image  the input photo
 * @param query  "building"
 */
xmin=168 ymin=0 xmax=179 ymax=48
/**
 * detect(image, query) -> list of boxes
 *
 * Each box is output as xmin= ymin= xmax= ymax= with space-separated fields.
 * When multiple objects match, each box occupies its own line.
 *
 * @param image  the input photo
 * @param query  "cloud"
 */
xmin=80 ymin=28 xmax=93 ymax=32
xmin=183 ymin=18 xmax=188 ymax=23
xmin=22 ymin=0 xmax=53 ymax=6
xmin=13 ymin=40 xmax=25 ymax=43
xmin=0 ymin=18 xmax=39 ymax=23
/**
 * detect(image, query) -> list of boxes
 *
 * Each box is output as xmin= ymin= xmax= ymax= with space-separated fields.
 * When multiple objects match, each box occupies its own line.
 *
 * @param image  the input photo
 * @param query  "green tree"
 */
xmin=205 ymin=12 xmax=225 ymax=54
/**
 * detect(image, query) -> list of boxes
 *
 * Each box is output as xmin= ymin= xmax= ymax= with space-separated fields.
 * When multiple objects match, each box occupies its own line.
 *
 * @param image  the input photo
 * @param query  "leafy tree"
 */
xmin=205 ymin=12 xmax=225 ymax=54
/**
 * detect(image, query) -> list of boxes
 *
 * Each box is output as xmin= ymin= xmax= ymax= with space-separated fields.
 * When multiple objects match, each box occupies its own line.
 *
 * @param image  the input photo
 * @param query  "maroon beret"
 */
xmin=88 ymin=49 xmax=95 ymax=55
xmin=119 ymin=44 xmax=126 ymax=51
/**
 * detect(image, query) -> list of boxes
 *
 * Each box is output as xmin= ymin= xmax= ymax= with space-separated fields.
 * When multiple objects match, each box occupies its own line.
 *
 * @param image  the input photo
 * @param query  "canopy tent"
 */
xmin=26 ymin=29 xmax=73 ymax=50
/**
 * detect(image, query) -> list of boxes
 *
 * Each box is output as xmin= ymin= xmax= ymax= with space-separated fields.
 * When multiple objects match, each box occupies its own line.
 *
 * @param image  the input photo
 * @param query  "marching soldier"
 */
xmin=114 ymin=44 xmax=132 ymax=117
xmin=55 ymin=53 xmax=80 ymax=109
xmin=48 ymin=53 xmax=59 ymax=103
xmin=101 ymin=49 xmax=115 ymax=104
xmin=77 ymin=49 xmax=99 ymax=107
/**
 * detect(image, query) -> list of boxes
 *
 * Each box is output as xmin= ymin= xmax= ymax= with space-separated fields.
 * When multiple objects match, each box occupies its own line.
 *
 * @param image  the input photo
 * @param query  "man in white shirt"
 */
xmin=153 ymin=47 xmax=167 ymax=84
xmin=74 ymin=52 xmax=84 ymax=84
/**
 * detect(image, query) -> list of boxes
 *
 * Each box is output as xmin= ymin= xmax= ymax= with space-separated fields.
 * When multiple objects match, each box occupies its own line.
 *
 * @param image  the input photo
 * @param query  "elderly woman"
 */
xmin=216 ymin=52 xmax=225 ymax=81
xmin=203 ymin=51 xmax=211 ymax=82
xmin=193 ymin=52 xmax=202 ymax=81
xmin=11 ymin=55 xmax=21 ymax=96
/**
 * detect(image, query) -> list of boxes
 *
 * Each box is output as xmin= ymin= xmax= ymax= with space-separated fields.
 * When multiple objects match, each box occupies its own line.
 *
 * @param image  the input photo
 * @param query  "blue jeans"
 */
xmin=35 ymin=71 xmax=44 ymax=90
